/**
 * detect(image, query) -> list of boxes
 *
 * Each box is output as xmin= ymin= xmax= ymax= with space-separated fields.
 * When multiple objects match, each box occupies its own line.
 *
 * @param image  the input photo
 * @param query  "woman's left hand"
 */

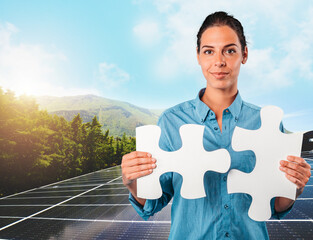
xmin=280 ymin=155 xmax=311 ymax=197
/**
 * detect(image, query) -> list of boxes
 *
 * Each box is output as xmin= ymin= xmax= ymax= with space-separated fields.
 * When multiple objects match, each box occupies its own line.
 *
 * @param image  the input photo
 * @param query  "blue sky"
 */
xmin=0 ymin=0 xmax=312 ymax=132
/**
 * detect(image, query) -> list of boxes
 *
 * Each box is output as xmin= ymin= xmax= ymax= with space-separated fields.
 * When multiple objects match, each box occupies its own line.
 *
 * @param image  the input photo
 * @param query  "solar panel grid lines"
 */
xmin=0 ymin=156 xmax=312 ymax=239
xmin=0 ymin=173 xmax=122 ymax=232
xmin=0 ymin=166 xmax=119 ymax=201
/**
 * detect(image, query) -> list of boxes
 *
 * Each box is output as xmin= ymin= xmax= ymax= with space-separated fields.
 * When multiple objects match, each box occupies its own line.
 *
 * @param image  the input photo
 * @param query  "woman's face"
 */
xmin=197 ymin=25 xmax=248 ymax=93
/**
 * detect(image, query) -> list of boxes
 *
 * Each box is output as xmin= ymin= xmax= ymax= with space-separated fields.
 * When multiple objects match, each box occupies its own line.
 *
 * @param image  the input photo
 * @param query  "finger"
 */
xmin=122 ymin=151 xmax=154 ymax=166
xmin=127 ymin=162 xmax=157 ymax=175
xmin=122 ymin=162 xmax=157 ymax=181
xmin=280 ymin=158 xmax=311 ymax=178
xmin=125 ymin=168 xmax=155 ymax=181
xmin=284 ymin=173 xmax=306 ymax=189
xmin=280 ymin=159 xmax=311 ymax=174
xmin=286 ymin=156 xmax=308 ymax=167
xmin=279 ymin=165 xmax=305 ymax=179
xmin=280 ymin=160 xmax=307 ymax=176
xmin=127 ymin=151 xmax=152 ymax=159
xmin=122 ymin=157 xmax=156 ymax=168
xmin=280 ymin=166 xmax=310 ymax=187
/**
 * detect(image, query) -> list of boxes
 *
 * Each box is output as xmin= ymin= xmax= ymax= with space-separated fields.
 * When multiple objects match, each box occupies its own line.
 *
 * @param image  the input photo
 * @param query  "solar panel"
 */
xmin=0 ymin=156 xmax=312 ymax=239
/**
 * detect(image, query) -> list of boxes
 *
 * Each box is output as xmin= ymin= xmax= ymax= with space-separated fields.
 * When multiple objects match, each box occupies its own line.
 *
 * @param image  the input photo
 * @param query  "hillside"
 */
xmin=35 ymin=95 xmax=163 ymax=136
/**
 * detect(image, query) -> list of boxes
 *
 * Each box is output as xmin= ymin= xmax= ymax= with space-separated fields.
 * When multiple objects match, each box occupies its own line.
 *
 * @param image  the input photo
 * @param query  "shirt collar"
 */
xmin=194 ymin=88 xmax=243 ymax=122
xmin=227 ymin=91 xmax=242 ymax=120
xmin=194 ymin=88 xmax=210 ymax=123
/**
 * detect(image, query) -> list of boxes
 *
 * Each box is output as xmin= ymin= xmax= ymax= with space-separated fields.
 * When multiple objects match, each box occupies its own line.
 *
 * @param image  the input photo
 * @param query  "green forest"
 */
xmin=0 ymin=88 xmax=136 ymax=197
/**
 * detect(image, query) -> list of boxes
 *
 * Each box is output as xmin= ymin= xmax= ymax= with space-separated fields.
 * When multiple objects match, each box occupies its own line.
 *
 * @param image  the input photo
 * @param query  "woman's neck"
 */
xmin=201 ymin=87 xmax=238 ymax=131
xmin=202 ymin=88 xmax=237 ymax=112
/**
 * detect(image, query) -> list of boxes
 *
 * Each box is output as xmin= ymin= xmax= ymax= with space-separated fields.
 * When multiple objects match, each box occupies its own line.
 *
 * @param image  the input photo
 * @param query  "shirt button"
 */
xmin=223 ymin=176 xmax=227 ymax=181
xmin=224 ymin=204 xmax=229 ymax=209
xmin=225 ymin=232 xmax=230 ymax=237
xmin=210 ymin=112 xmax=213 ymax=116
xmin=235 ymin=117 xmax=238 ymax=122
xmin=214 ymin=127 xmax=218 ymax=131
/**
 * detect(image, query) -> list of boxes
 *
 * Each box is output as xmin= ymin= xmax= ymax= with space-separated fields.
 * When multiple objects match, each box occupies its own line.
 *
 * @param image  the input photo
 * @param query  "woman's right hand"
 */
xmin=121 ymin=151 xmax=157 ymax=186
xmin=121 ymin=151 xmax=157 ymax=205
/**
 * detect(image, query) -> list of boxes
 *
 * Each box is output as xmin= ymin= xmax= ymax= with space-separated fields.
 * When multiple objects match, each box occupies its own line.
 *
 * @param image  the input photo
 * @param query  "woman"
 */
xmin=121 ymin=11 xmax=311 ymax=239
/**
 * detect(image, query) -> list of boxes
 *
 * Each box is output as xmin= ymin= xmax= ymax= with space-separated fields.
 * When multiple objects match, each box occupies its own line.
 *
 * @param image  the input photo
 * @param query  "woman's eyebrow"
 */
xmin=224 ymin=43 xmax=238 ymax=48
xmin=201 ymin=45 xmax=214 ymax=49
xmin=201 ymin=43 xmax=239 ymax=49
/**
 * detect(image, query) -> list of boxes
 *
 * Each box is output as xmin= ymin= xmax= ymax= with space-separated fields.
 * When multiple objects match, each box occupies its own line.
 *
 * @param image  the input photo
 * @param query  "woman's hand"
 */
xmin=280 ymin=155 xmax=311 ymax=196
xmin=121 ymin=151 xmax=157 ymax=206
xmin=275 ymin=155 xmax=311 ymax=213
xmin=121 ymin=151 xmax=157 ymax=186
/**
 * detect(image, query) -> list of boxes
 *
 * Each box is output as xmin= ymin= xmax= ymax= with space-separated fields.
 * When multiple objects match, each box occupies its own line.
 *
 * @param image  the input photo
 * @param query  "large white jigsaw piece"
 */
xmin=136 ymin=124 xmax=231 ymax=199
xmin=228 ymin=105 xmax=303 ymax=221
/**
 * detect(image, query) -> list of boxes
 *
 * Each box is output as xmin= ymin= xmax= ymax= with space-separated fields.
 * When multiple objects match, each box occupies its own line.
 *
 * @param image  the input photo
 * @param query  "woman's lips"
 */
xmin=211 ymin=72 xmax=229 ymax=79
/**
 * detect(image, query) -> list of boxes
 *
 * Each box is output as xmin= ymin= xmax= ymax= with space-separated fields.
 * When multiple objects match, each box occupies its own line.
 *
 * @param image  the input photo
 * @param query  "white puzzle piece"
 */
xmin=136 ymin=124 xmax=231 ymax=199
xmin=228 ymin=105 xmax=302 ymax=221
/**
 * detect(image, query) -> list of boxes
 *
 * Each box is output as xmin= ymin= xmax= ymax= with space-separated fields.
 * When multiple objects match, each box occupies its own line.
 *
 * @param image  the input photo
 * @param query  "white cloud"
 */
xmin=281 ymin=7 xmax=313 ymax=82
xmin=153 ymin=0 xmax=180 ymax=13
xmin=0 ymin=22 xmax=101 ymax=98
xmin=239 ymin=48 xmax=292 ymax=94
xmin=133 ymin=20 xmax=162 ymax=47
xmin=135 ymin=0 xmax=313 ymax=90
xmin=241 ymin=5 xmax=313 ymax=94
xmin=96 ymin=62 xmax=130 ymax=88
xmin=0 ymin=22 xmax=18 ymax=46
xmin=283 ymin=109 xmax=313 ymax=120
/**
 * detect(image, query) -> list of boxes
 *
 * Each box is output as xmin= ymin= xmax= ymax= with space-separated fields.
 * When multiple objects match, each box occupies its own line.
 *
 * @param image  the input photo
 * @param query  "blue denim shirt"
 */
xmin=129 ymin=89 xmax=292 ymax=239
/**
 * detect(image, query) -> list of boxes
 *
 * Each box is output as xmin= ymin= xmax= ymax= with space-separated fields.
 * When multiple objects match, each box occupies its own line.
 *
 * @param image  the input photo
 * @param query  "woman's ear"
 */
xmin=242 ymin=46 xmax=248 ymax=64
xmin=196 ymin=48 xmax=200 ymax=64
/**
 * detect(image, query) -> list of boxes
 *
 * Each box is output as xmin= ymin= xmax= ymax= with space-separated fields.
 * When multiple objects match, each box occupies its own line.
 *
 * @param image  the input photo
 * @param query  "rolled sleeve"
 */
xmin=128 ymin=172 xmax=174 ymax=220
xmin=129 ymin=193 xmax=159 ymax=220
xmin=270 ymin=197 xmax=294 ymax=219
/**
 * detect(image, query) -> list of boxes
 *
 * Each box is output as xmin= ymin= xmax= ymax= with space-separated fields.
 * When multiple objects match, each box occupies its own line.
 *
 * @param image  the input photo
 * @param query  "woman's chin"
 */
xmin=207 ymin=82 xmax=236 ymax=92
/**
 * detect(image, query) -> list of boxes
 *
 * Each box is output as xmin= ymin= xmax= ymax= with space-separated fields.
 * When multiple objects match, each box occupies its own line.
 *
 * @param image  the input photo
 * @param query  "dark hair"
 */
xmin=197 ymin=11 xmax=247 ymax=53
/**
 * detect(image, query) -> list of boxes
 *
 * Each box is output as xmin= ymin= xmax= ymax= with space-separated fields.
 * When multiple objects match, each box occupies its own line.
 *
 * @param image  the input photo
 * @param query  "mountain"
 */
xmin=35 ymin=95 xmax=164 ymax=137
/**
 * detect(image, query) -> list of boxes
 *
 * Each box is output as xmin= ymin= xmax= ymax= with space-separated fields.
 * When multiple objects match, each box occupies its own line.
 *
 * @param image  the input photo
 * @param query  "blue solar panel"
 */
xmin=0 ymin=155 xmax=312 ymax=239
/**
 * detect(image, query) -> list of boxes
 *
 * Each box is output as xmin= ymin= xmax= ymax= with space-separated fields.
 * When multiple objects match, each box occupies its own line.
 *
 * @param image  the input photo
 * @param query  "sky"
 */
xmin=0 ymin=0 xmax=312 ymax=132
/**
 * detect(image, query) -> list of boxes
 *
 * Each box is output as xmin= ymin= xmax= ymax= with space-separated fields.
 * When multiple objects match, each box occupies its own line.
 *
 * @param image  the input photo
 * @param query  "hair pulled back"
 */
xmin=197 ymin=11 xmax=247 ymax=53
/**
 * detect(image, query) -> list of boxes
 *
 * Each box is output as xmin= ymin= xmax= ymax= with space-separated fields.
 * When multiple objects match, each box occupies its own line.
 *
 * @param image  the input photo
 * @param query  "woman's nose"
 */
xmin=214 ymin=53 xmax=226 ymax=67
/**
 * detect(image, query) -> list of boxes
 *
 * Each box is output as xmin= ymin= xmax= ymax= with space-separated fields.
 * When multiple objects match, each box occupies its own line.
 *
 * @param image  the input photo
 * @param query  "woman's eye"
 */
xmin=204 ymin=50 xmax=213 ymax=55
xmin=226 ymin=49 xmax=236 ymax=54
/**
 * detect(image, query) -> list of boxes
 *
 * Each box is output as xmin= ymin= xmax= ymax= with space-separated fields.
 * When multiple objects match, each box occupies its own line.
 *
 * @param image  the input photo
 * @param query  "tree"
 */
xmin=0 ymin=88 xmax=136 ymax=197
